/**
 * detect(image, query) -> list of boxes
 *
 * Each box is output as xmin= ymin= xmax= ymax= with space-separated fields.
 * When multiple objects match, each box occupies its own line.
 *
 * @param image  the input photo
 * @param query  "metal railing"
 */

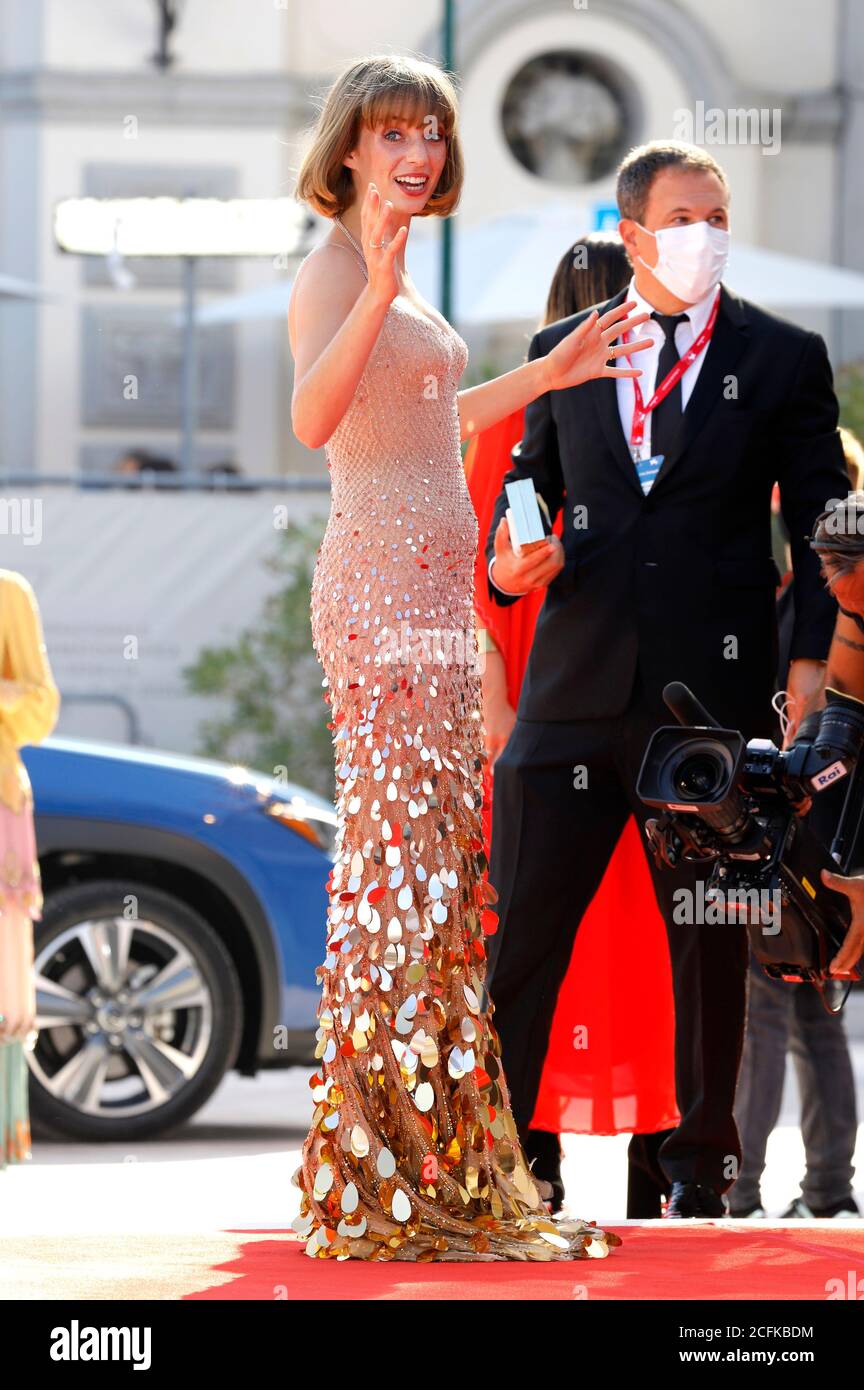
xmin=0 ymin=473 xmax=331 ymax=492
xmin=58 ymin=693 xmax=143 ymax=744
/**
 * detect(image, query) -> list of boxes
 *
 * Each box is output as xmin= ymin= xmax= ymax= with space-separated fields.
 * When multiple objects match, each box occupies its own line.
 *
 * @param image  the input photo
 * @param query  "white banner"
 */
xmin=0 ymin=486 xmax=330 ymax=755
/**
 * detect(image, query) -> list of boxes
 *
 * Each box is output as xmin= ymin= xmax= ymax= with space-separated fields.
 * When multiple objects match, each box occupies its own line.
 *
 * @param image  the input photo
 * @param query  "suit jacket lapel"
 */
xmin=651 ymin=283 xmax=750 ymax=492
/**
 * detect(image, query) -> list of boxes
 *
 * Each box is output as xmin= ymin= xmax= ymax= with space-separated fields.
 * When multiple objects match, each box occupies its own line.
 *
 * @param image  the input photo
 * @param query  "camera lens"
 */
xmin=673 ymin=752 xmax=724 ymax=800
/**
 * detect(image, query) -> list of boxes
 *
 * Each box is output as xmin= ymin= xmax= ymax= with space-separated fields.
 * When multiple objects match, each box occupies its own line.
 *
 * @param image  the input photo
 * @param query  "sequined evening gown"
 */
xmin=290 ymin=234 xmax=621 ymax=1262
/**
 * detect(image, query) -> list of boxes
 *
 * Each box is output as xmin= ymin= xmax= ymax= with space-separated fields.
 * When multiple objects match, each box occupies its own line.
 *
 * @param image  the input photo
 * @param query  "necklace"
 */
xmin=334 ymin=217 xmax=366 ymax=264
xmin=334 ymin=217 xmax=418 ymax=316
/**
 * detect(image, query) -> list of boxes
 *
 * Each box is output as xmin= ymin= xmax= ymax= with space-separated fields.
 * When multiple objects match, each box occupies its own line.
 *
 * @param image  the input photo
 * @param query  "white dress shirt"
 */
xmin=489 ymin=275 xmax=721 ymax=595
xmin=615 ymin=274 xmax=719 ymax=455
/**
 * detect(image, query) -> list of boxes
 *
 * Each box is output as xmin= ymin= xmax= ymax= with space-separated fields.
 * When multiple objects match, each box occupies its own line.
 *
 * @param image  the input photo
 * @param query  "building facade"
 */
xmin=0 ymin=0 xmax=861 ymax=478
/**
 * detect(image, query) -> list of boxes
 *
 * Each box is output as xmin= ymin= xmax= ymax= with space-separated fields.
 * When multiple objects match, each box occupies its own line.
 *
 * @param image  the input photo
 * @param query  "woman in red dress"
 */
xmin=465 ymin=234 xmax=679 ymax=1217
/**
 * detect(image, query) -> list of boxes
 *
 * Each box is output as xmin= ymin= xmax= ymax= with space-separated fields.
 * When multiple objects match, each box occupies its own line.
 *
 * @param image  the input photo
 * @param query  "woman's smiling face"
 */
xmin=343 ymin=113 xmax=448 ymax=214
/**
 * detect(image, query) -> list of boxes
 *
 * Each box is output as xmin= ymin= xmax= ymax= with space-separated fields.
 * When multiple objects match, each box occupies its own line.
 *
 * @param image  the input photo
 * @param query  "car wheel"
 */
xmin=28 ymin=880 xmax=243 ymax=1142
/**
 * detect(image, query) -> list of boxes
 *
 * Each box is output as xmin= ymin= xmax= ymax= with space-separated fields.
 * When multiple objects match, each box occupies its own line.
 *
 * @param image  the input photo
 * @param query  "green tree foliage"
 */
xmin=838 ymin=362 xmax=864 ymax=450
xmin=182 ymin=519 xmax=335 ymax=798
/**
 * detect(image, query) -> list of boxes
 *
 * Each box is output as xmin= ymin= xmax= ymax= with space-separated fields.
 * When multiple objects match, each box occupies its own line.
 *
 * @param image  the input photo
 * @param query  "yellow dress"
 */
xmin=290 ymin=240 xmax=621 ymax=1262
xmin=0 ymin=569 xmax=60 ymax=1167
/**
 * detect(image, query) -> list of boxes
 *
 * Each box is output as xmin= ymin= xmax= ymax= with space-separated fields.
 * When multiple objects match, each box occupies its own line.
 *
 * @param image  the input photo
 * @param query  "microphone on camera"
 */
xmin=662 ymin=681 xmax=723 ymax=730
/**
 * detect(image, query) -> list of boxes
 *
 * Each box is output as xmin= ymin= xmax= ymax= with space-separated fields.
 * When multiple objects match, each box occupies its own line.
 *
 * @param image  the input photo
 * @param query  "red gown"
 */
xmin=464 ymin=410 xmax=679 ymax=1136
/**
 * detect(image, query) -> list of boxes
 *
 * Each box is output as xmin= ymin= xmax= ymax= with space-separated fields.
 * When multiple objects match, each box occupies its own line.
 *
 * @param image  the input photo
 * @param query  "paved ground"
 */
xmin=2 ymin=993 xmax=863 ymax=1237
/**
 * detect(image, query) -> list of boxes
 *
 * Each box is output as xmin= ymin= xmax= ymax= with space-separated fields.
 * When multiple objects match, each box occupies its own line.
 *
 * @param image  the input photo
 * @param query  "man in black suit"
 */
xmin=483 ymin=141 xmax=851 ymax=1218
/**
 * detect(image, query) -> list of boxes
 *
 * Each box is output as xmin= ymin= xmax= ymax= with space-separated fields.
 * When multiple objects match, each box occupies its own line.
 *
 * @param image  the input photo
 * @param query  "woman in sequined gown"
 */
xmin=286 ymin=55 xmax=650 ymax=1262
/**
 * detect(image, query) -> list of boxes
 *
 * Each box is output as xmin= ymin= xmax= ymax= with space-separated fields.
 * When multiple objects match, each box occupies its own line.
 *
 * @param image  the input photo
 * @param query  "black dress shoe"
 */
xmin=664 ymin=1181 xmax=728 ymax=1218
xmin=627 ymin=1130 xmax=675 ymax=1218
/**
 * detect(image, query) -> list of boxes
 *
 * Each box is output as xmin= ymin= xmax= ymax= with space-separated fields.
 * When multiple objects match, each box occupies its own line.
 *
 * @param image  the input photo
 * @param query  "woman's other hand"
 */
xmin=543 ymin=300 xmax=652 ymax=392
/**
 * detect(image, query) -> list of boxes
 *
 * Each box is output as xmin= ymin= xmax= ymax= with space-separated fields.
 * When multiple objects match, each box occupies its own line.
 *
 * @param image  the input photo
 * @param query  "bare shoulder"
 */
xmin=288 ymin=242 xmax=367 ymax=352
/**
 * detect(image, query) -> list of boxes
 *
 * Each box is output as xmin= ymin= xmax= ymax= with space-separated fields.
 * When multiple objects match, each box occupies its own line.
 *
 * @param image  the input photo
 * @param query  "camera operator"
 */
xmin=809 ymin=492 xmax=864 ymax=975
xmin=729 ymin=465 xmax=864 ymax=1219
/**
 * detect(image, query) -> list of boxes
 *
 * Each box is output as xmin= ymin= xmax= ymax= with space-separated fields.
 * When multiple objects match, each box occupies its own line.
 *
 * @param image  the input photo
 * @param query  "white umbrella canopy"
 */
xmin=724 ymin=243 xmax=864 ymax=308
xmin=190 ymin=277 xmax=293 ymax=325
xmin=187 ymin=202 xmax=864 ymax=327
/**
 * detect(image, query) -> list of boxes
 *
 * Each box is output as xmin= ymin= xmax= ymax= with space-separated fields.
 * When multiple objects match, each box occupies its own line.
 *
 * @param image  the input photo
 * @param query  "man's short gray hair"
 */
xmin=616 ymin=141 xmax=730 ymax=224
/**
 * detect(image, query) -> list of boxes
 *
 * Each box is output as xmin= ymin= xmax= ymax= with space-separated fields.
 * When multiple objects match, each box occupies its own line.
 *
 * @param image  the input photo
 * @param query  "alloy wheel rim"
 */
xmin=29 ymin=915 xmax=214 ymax=1119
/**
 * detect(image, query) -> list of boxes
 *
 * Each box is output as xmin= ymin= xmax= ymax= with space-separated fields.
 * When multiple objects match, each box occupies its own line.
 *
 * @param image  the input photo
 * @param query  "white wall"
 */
xmin=1 ymin=485 xmax=329 ymax=754
xmin=45 ymin=0 xmax=287 ymax=72
xmin=457 ymin=7 xmax=692 ymax=227
xmin=678 ymin=0 xmax=838 ymax=91
xmin=291 ymin=0 xmax=440 ymax=73
xmin=2 ymin=0 xmax=853 ymax=479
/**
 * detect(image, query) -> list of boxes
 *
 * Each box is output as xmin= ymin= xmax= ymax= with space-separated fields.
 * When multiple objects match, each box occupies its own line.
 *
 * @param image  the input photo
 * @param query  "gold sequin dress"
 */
xmin=291 ymin=232 xmax=621 ymax=1262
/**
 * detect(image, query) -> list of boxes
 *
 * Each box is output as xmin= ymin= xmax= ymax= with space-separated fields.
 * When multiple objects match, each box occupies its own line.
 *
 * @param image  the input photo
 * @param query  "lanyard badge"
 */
xmin=625 ymin=289 xmax=721 ymax=453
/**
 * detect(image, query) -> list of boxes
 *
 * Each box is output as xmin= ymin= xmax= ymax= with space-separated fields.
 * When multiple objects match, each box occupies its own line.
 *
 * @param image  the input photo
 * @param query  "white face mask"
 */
xmin=636 ymin=220 xmax=729 ymax=303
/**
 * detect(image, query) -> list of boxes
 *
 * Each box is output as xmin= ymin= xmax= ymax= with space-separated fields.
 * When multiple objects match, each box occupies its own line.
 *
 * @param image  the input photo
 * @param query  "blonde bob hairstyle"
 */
xmin=295 ymin=54 xmax=464 ymax=220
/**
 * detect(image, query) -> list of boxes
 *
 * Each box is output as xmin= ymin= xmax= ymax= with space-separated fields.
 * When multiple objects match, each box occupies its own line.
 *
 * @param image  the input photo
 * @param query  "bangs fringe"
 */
xmin=361 ymin=78 xmax=456 ymax=138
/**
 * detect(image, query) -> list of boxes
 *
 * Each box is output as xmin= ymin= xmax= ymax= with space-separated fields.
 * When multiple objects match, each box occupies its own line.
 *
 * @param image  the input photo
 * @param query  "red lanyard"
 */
xmin=628 ymin=290 xmax=720 ymax=449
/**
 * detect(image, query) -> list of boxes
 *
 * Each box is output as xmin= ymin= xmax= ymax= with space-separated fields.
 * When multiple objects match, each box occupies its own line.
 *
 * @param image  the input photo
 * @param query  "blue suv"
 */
xmin=22 ymin=737 xmax=335 ymax=1142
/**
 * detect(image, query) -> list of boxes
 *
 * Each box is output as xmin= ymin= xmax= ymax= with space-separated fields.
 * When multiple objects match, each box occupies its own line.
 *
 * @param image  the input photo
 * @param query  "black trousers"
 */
xmin=485 ymin=667 xmax=750 ymax=1193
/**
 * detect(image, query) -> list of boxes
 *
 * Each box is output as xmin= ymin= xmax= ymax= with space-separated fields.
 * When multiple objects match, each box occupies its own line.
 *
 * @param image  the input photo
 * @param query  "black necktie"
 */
xmin=649 ymin=311 xmax=690 ymax=459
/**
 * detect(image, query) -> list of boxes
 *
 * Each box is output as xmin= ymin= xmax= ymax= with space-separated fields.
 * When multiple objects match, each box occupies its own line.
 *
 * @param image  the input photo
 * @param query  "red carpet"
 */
xmin=186 ymin=1224 xmax=864 ymax=1301
xmin=4 ymin=1224 xmax=861 ymax=1299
